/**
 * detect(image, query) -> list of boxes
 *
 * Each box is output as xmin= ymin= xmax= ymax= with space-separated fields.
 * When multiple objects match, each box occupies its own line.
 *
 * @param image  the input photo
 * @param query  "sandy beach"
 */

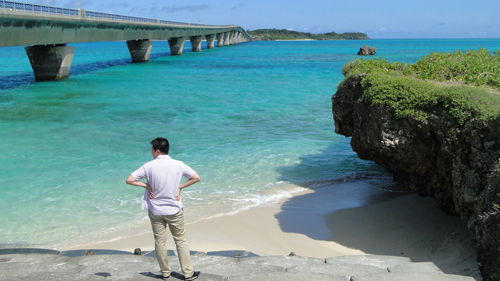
xmin=70 ymin=182 xmax=480 ymax=279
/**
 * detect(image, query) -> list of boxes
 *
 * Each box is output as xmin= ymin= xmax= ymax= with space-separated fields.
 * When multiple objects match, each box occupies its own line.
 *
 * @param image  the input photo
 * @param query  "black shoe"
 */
xmin=185 ymin=271 xmax=200 ymax=281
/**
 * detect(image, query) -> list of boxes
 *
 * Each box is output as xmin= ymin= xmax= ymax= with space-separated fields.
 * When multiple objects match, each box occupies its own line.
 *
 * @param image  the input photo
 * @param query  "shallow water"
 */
xmin=1 ymin=38 xmax=499 ymax=249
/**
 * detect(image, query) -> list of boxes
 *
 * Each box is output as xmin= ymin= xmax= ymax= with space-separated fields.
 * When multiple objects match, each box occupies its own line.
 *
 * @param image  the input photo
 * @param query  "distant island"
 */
xmin=247 ymin=29 xmax=369 ymax=41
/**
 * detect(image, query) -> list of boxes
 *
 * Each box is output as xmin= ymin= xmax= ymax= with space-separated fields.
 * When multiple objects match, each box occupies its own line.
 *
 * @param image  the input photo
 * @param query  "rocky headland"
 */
xmin=331 ymin=51 xmax=500 ymax=280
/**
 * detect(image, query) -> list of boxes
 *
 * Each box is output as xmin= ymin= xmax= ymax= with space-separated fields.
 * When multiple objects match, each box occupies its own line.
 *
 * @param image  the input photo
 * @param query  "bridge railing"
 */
xmin=84 ymin=11 xmax=157 ymax=24
xmin=0 ymin=0 xmax=233 ymax=27
xmin=0 ymin=1 xmax=78 ymax=16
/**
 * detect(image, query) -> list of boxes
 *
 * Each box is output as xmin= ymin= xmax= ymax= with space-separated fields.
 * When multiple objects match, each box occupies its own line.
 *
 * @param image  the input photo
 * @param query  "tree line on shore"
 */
xmin=247 ymin=29 xmax=369 ymax=41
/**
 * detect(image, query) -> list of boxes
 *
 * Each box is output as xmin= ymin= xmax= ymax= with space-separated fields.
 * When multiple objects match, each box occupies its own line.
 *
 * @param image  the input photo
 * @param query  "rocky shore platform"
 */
xmin=0 ymin=248 xmax=477 ymax=281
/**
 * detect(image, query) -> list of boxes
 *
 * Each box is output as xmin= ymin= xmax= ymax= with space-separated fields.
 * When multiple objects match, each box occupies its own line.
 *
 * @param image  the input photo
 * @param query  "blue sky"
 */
xmin=25 ymin=0 xmax=500 ymax=38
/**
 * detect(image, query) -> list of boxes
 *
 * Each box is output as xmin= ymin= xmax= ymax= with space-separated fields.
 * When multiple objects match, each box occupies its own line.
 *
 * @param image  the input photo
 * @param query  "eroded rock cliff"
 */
xmin=332 ymin=73 xmax=500 ymax=280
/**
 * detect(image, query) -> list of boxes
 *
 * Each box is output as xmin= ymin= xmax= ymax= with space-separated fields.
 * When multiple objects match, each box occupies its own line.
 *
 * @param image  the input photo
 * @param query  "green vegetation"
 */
xmin=494 ymin=161 xmax=500 ymax=281
xmin=340 ymin=48 xmax=500 ymax=125
xmin=247 ymin=29 xmax=369 ymax=41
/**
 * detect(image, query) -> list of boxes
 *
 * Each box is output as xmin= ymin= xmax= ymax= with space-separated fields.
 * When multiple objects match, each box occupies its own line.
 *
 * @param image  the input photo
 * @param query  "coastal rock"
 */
xmin=331 ymin=74 xmax=500 ymax=280
xmin=357 ymin=46 xmax=377 ymax=55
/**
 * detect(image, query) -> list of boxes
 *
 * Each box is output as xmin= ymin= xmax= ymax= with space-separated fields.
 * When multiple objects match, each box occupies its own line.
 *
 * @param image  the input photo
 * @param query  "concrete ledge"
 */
xmin=289 ymin=263 xmax=388 ymax=276
xmin=228 ymin=272 xmax=349 ymax=281
xmin=388 ymin=262 xmax=444 ymax=274
xmin=206 ymin=250 xmax=258 ymax=258
xmin=0 ymin=248 xmax=60 ymax=255
xmin=325 ymin=255 xmax=412 ymax=269
xmin=351 ymin=272 xmax=476 ymax=281
xmin=194 ymin=263 xmax=286 ymax=277
xmin=239 ymin=255 xmax=324 ymax=267
xmin=68 ymin=254 xmax=156 ymax=266
xmin=0 ymin=249 xmax=478 ymax=281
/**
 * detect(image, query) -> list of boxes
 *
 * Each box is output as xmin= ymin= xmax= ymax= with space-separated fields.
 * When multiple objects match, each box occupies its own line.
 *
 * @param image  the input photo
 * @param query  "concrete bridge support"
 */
xmin=189 ymin=35 xmax=203 ymax=52
xmin=233 ymin=32 xmax=240 ymax=44
xmin=230 ymin=31 xmax=237 ymax=45
xmin=205 ymin=34 xmax=216 ymax=49
xmin=25 ymin=44 xmax=75 ymax=81
xmin=232 ymin=32 xmax=238 ymax=44
xmin=216 ymin=33 xmax=224 ymax=47
xmin=126 ymin=39 xmax=153 ymax=62
xmin=168 ymin=37 xmax=186 ymax=55
xmin=223 ymin=32 xmax=230 ymax=46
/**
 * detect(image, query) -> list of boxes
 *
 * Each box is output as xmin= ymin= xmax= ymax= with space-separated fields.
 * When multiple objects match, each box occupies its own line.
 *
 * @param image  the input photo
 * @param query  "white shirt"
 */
xmin=131 ymin=155 xmax=196 ymax=216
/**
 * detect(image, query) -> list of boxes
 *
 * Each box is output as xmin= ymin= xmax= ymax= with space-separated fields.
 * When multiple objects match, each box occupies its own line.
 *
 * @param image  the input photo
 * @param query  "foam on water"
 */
xmin=1 ymin=39 xmax=499 ymax=249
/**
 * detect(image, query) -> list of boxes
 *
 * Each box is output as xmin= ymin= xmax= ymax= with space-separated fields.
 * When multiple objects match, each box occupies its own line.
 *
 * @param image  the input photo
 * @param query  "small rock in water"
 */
xmin=86 ymin=250 xmax=95 ymax=255
xmin=134 ymin=248 xmax=142 ymax=255
xmin=289 ymin=251 xmax=296 ymax=256
xmin=357 ymin=46 xmax=377 ymax=55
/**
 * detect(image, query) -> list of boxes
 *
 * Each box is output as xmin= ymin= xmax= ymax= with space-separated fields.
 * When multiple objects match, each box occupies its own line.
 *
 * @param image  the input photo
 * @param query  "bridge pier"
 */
xmin=189 ymin=35 xmax=202 ymax=52
xmin=205 ymin=34 xmax=216 ymax=49
xmin=223 ymin=32 xmax=230 ymax=46
xmin=126 ymin=39 xmax=153 ymax=62
xmin=216 ymin=33 xmax=224 ymax=47
xmin=167 ymin=37 xmax=186 ymax=55
xmin=229 ymin=31 xmax=236 ymax=45
xmin=25 ymin=44 xmax=75 ymax=81
xmin=232 ymin=32 xmax=238 ymax=44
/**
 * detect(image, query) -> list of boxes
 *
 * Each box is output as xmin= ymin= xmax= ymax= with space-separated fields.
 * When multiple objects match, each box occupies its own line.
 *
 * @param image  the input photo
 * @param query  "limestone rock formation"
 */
xmin=357 ymin=46 xmax=377 ymax=55
xmin=331 ymin=73 xmax=500 ymax=280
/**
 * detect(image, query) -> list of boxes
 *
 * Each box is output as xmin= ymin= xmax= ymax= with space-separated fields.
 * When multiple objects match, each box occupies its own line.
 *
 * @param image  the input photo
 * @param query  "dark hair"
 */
xmin=151 ymin=137 xmax=169 ymax=154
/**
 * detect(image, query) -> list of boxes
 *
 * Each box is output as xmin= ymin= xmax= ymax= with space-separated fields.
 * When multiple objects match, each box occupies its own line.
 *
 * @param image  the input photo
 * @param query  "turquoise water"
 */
xmin=1 ymin=39 xmax=499 ymax=249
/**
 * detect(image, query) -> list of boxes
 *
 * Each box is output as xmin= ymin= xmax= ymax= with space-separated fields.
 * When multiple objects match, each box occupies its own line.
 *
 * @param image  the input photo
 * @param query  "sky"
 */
xmin=21 ymin=0 xmax=500 ymax=38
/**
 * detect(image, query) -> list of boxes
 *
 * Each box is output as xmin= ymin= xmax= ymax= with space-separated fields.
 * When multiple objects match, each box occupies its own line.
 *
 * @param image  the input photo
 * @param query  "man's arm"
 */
xmin=126 ymin=175 xmax=155 ymax=199
xmin=176 ymin=173 xmax=201 ymax=201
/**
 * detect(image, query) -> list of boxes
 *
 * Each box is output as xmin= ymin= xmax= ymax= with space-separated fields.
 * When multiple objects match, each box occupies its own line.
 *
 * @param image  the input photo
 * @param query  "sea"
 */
xmin=1 ymin=38 xmax=499 ymax=250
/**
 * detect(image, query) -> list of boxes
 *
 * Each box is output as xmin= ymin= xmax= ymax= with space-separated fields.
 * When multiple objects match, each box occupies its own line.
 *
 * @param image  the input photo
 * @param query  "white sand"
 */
xmin=69 ymin=182 xmax=480 ymax=279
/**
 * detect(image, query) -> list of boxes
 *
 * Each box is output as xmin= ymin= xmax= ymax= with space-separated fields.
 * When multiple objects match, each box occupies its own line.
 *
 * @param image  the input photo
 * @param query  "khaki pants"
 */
xmin=148 ymin=209 xmax=194 ymax=278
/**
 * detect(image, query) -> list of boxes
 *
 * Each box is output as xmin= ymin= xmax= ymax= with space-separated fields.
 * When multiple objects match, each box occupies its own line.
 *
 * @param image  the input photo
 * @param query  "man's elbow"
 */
xmin=126 ymin=175 xmax=135 ymax=185
xmin=191 ymin=174 xmax=201 ymax=183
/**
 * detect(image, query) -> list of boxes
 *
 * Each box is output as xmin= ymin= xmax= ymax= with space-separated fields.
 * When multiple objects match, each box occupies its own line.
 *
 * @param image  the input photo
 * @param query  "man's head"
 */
xmin=151 ymin=137 xmax=169 ymax=155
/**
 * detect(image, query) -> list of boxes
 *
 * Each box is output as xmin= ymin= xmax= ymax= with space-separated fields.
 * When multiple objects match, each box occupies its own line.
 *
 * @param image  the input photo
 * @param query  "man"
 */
xmin=126 ymin=137 xmax=201 ymax=280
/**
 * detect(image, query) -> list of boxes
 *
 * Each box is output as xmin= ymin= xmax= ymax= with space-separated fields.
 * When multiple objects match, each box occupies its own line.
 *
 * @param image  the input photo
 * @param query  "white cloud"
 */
xmin=288 ymin=28 xmax=293 ymax=31
xmin=303 ymin=27 xmax=307 ymax=31
xmin=379 ymin=27 xmax=387 ymax=31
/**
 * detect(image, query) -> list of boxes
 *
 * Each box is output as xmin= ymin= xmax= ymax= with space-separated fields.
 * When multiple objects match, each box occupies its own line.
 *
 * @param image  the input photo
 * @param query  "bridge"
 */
xmin=0 ymin=1 xmax=253 ymax=81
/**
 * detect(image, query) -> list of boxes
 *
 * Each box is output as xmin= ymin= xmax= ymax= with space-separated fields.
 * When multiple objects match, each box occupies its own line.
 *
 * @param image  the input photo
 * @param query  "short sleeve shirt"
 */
xmin=130 ymin=155 xmax=196 ymax=216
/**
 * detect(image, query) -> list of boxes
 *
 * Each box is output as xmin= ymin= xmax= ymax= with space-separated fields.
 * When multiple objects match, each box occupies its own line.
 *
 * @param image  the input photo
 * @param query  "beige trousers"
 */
xmin=148 ymin=209 xmax=194 ymax=278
